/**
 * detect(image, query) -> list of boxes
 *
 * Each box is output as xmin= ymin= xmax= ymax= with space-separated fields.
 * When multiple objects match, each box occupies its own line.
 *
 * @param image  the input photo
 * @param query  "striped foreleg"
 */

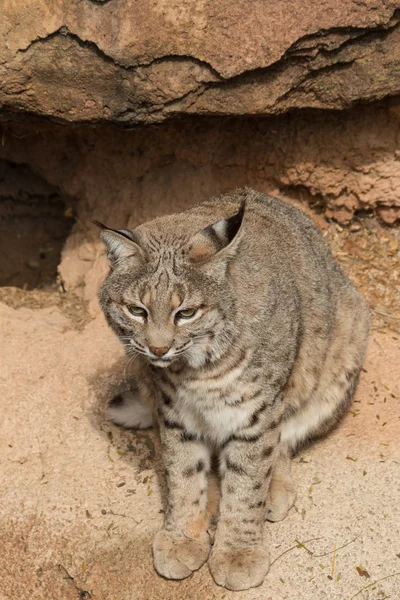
xmin=152 ymin=415 xmax=212 ymax=580
xmin=209 ymin=398 xmax=283 ymax=590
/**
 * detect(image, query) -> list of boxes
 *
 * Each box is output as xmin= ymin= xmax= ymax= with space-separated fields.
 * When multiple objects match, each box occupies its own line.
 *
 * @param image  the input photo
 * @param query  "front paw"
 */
xmin=153 ymin=529 xmax=211 ymax=580
xmin=209 ymin=546 xmax=270 ymax=590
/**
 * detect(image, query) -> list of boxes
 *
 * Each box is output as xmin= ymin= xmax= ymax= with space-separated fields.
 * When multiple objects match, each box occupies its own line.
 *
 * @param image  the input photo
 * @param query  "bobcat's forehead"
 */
xmin=138 ymin=269 xmax=187 ymax=311
xmin=131 ymin=239 xmax=207 ymax=309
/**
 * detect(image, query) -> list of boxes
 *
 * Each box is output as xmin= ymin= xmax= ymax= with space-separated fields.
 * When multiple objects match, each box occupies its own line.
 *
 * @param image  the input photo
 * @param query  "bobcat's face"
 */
xmin=101 ymin=268 xmax=229 ymax=368
xmin=97 ymin=204 xmax=244 ymax=368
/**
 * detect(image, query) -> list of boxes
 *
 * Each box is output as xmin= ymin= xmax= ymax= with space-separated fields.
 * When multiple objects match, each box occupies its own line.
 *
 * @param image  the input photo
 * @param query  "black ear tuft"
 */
xmin=92 ymin=220 xmax=141 ymax=245
xmin=92 ymin=219 xmax=107 ymax=230
xmin=94 ymin=220 xmax=144 ymax=266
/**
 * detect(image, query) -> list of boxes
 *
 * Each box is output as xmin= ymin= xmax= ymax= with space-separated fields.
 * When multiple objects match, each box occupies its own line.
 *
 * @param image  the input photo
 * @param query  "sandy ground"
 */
xmin=1 ymin=218 xmax=399 ymax=600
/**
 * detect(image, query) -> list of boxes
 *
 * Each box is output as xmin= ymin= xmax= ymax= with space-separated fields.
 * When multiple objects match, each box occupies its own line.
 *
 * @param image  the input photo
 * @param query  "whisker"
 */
xmin=192 ymin=335 xmax=211 ymax=343
xmin=118 ymin=336 xmax=146 ymax=350
xmin=173 ymin=343 xmax=193 ymax=356
xmin=130 ymin=346 xmax=147 ymax=355
xmin=120 ymin=341 xmax=137 ymax=353
xmin=122 ymin=353 xmax=139 ymax=386
xmin=174 ymin=350 xmax=189 ymax=357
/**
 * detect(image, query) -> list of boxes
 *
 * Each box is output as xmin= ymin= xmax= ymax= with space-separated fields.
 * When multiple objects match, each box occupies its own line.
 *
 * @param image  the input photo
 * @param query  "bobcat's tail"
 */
xmin=107 ymin=388 xmax=154 ymax=429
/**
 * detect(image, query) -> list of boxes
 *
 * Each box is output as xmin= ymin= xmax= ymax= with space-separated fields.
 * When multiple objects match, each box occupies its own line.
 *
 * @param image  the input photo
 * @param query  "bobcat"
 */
xmin=96 ymin=188 xmax=370 ymax=590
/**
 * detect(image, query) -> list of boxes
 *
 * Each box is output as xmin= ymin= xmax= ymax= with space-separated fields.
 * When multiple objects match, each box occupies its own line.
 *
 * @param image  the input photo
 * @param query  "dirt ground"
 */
xmin=0 ymin=217 xmax=399 ymax=600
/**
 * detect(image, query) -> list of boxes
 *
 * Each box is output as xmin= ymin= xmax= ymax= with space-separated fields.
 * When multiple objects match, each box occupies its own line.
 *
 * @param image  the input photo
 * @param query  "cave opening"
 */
xmin=0 ymin=159 xmax=76 ymax=290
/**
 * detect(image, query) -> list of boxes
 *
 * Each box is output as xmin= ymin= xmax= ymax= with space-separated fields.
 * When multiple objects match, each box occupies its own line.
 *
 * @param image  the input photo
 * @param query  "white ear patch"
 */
xmin=212 ymin=219 xmax=227 ymax=238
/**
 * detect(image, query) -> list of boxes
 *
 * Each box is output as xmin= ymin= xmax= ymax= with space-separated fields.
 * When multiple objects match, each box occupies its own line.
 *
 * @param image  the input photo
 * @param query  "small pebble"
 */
xmin=27 ymin=260 xmax=39 ymax=269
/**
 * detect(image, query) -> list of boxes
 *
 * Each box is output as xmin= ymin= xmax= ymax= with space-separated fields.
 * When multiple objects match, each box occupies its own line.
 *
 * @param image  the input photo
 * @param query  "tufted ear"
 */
xmin=187 ymin=201 xmax=245 ymax=264
xmin=93 ymin=220 xmax=145 ymax=267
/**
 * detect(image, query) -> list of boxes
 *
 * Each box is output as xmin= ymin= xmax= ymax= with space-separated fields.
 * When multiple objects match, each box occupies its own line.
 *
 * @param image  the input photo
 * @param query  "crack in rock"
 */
xmin=58 ymin=565 xmax=91 ymax=600
xmin=15 ymin=8 xmax=400 ymax=79
xmin=17 ymin=26 xmax=223 ymax=79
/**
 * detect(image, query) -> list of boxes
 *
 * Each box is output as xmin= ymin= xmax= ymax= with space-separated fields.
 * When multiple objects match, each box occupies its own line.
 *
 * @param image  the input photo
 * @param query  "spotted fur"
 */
xmin=97 ymin=188 xmax=370 ymax=591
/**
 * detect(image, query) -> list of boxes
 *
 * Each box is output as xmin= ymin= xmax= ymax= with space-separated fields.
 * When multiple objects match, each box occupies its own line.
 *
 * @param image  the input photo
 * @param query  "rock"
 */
xmin=1 ymin=1 xmax=400 ymax=124
xmin=27 ymin=260 xmax=40 ymax=270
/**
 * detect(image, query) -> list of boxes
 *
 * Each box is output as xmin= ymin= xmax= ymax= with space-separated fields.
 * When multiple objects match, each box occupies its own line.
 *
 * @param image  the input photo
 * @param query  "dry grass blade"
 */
xmin=313 ymin=535 xmax=359 ymax=558
xmin=331 ymin=544 xmax=337 ymax=578
xmin=270 ymin=537 xmax=323 ymax=566
xmin=350 ymin=571 xmax=400 ymax=599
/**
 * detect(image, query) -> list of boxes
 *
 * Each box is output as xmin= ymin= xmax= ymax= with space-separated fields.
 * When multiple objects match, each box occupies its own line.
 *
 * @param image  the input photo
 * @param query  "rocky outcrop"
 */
xmin=1 ymin=1 xmax=400 ymax=124
xmin=1 ymin=0 xmax=399 ymax=289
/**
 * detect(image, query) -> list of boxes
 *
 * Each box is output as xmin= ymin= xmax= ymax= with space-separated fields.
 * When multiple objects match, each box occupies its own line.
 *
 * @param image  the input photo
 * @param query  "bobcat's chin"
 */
xmin=148 ymin=357 xmax=174 ymax=368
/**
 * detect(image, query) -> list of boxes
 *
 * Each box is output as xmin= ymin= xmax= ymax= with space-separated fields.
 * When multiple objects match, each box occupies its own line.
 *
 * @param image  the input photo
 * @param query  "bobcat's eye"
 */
xmin=127 ymin=306 xmax=147 ymax=318
xmin=176 ymin=308 xmax=197 ymax=320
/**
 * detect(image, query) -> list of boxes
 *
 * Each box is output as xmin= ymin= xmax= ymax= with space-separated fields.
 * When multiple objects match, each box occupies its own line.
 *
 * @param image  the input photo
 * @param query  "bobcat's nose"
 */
xmin=149 ymin=345 xmax=170 ymax=357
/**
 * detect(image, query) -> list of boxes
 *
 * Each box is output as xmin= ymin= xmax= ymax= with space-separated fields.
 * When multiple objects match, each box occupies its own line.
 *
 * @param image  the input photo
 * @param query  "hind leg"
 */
xmin=107 ymin=386 xmax=154 ymax=429
xmin=271 ymin=362 xmax=363 ymax=522
xmin=280 ymin=366 xmax=361 ymax=455
xmin=266 ymin=447 xmax=296 ymax=522
xmin=268 ymin=305 xmax=369 ymax=521
xmin=266 ymin=371 xmax=354 ymax=524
